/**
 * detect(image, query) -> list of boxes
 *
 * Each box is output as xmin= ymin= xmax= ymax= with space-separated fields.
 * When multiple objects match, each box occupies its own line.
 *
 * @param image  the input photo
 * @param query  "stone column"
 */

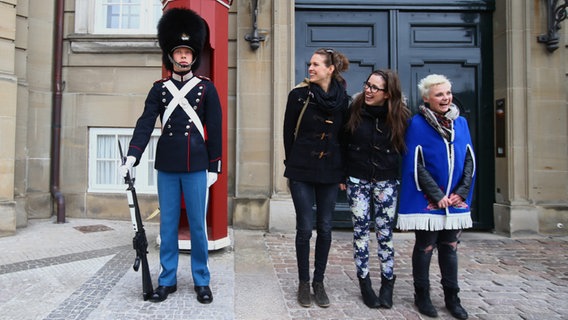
xmin=493 ymin=0 xmax=568 ymax=236
xmin=269 ymin=0 xmax=296 ymax=233
xmin=233 ymin=0 xmax=274 ymax=229
xmin=0 ymin=0 xmax=18 ymax=235
xmin=24 ymin=1 xmax=55 ymax=221
xmin=493 ymin=0 xmax=537 ymax=236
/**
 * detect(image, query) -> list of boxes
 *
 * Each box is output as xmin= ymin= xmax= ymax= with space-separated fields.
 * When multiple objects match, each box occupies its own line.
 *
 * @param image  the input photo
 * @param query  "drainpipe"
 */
xmin=51 ymin=0 xmax=65 ymax=223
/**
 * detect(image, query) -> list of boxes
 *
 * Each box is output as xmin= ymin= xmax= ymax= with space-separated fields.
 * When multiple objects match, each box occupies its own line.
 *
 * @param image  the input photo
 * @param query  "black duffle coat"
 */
xmin=283 ymin=82 xmax=348 ymax=184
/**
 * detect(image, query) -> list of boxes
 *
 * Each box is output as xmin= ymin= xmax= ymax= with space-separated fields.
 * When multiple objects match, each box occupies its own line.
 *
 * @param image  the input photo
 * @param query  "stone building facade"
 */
xmin=0 ymin=0 xmax=566 ymax=237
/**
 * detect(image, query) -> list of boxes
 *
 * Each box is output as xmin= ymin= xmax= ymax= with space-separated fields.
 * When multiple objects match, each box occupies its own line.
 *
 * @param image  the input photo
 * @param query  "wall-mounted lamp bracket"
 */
xmin=537 ymin=0 xmax=568 ymax=52
xmin=244 ymin=0 xmax=265 ymax=50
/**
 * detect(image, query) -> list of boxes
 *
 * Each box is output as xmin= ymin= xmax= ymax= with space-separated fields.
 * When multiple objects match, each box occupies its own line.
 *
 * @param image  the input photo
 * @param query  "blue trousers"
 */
xmin=157 ymin=170 xmax=209 ymax=287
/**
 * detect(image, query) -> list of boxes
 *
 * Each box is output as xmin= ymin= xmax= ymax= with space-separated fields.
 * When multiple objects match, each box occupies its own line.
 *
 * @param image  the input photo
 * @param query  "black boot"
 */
xmin=414 ymin=285 xmax=438 ymax=317
xmin=358 ymin=274 xmax=380 ymax=308
xmin=443 ymin=287 xmax=468 ymax=319
xmin=312 ymin=281 xmax=330 ymax=308
xmin=378 ymin=274 xmax=395 ymax=308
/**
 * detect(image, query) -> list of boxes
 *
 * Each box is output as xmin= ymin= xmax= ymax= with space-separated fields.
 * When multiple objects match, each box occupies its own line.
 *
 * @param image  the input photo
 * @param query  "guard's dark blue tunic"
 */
xmin=127 ymin=73 xmax=222 ymax=173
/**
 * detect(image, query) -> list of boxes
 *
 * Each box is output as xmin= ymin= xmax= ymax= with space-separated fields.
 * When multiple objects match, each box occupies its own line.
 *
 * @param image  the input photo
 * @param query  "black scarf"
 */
xmin=310 ymin=78 xmax=348 ymax=113
xmin=364 ymin=104 xmax=388 ymax=119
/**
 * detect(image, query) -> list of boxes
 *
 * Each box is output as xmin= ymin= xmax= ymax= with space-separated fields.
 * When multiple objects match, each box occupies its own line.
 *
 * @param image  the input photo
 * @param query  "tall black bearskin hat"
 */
xmin=157 ymin=8 xmax=207 ymax=72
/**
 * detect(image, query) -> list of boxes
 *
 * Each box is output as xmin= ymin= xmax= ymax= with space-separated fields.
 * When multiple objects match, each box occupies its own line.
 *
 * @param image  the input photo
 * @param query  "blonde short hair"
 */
xmin=417 ymin=74 xmax=451 ymax=98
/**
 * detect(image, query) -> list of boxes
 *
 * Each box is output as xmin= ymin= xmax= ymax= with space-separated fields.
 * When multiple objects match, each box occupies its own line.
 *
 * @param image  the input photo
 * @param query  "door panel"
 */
xmin=397 ymin=12 xmax=482 ymax=112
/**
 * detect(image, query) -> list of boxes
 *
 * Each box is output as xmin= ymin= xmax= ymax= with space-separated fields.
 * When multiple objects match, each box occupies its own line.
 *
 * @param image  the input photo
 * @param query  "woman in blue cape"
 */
xmin=397 ymin=74 xmax=475 ymax=320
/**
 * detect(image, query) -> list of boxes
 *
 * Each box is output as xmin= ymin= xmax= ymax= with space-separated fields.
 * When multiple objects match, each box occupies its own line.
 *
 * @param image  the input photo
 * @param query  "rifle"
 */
xmin=118 ymin=141 xmax=154 ymax=301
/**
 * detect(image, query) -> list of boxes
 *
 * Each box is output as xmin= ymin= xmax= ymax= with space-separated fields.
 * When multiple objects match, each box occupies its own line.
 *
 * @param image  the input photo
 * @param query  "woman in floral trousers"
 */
xmin=345 ymin=69 xmax=410 ymax=308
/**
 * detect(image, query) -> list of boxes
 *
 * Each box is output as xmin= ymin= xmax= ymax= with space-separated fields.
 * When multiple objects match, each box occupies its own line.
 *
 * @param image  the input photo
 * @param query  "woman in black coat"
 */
xmin=283 ymin=48 xmax=349 ymax=308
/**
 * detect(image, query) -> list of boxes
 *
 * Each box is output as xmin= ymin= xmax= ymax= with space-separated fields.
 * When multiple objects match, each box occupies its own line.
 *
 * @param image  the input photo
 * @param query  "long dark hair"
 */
xmin=346 ymin=69 xmax=411 ymax=153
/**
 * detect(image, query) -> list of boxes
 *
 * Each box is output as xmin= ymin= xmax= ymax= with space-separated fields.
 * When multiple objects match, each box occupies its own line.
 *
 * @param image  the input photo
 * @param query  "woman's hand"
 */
xmin=437 ymin=196 xmax=452 ymax=208
xmin=448 ymin=193 xmax=465 ymax=205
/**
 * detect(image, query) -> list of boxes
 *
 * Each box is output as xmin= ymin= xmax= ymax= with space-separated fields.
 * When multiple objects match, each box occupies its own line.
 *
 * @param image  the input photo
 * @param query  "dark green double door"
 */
xmin=295 ymin=2 xmax=495 ymax=229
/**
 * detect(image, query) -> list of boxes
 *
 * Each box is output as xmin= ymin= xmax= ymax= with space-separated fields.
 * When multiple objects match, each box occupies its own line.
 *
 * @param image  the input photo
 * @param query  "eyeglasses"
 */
xmin=363 ymin=81 xmax=386 ymax=93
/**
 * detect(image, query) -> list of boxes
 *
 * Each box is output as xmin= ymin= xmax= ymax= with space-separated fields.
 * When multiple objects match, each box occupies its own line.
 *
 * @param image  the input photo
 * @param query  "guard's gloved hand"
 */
xmin=207 ymin=172 xmax=218 ymax=188
xmin=119 ymin=156 xmax=136 ymax=178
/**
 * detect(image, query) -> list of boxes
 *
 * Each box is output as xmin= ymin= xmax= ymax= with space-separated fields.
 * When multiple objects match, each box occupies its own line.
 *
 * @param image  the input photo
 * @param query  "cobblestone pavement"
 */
xmin=264 ymin=231 xmax=568 ymax=320
xmin=0 ymin=218 xmax=567 ymax=320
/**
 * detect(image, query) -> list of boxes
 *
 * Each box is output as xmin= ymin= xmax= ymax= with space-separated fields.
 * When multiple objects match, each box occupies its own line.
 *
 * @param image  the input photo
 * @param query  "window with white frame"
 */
xmin=90 ymin=0 xmax=162 ymax=34
xmin=88 ymin=127 xmax=160 ymax=193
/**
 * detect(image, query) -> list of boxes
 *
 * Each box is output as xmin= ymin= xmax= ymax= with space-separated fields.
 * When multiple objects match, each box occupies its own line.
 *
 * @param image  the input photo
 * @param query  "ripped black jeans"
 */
xmin=412 ymin=229 xmax=462 ymax=289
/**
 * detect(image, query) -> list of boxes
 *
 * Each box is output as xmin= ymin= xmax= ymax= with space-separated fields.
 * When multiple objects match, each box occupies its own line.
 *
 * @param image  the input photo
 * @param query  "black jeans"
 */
xmin=412 ymin=229 xmax=462 ymax=289
xmin=289 ymin=180 xmax=338 ymax=283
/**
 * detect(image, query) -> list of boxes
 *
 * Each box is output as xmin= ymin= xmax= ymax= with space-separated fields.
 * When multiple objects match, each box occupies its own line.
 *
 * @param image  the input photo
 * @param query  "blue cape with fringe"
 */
xmin=397 ymin=114 xmax=476 ymax=231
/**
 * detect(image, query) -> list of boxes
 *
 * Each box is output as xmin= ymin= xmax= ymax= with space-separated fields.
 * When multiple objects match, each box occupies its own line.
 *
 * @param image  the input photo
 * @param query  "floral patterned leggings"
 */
xmin=346 ymin=178 xmax=399 ymax=280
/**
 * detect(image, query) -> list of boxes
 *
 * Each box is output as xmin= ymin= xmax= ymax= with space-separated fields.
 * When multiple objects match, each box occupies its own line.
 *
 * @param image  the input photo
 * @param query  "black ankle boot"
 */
xmin=378 ymin=274 xmax=395 ymax=308
xmin=443 ymin=286 xmax=468 ymax=319
xmin=414 ymin=285 xmax=438 ymax=317
xmin=312 ymin=281 xmax=330 ymax=308
xmin=358 ymin=274 xmax=380 ymax=308
xmin=297 ymin=281 xmax=312 ymax=307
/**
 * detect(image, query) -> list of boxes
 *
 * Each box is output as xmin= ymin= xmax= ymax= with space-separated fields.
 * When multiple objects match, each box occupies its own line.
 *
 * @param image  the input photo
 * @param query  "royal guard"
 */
xmin=120 ymin=8 xmax=222 ymax=304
